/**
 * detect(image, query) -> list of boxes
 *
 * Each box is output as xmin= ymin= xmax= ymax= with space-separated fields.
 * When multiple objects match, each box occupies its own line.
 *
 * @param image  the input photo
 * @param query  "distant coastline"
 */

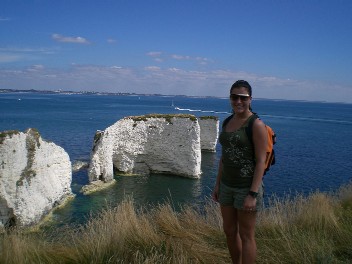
xmin=0 ymin=88 xmax=217 ymax=99
xmin=1 ymin=88 xmax=350 ymax=104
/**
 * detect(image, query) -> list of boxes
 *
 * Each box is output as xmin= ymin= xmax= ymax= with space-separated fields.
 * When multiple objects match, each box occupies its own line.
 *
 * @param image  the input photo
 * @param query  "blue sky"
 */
xmin=1 ymin=0 xmax=352 ymax=103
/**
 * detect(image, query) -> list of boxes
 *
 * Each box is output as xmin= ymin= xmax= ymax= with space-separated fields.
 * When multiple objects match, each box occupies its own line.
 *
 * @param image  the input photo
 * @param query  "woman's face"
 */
xmin=230 ymin=87 xmax=251 ymax=114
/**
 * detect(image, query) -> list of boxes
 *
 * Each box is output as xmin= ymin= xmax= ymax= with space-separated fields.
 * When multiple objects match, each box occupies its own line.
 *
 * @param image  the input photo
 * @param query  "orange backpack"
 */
xmin=222 ymin=114 xmax=276 ymax=175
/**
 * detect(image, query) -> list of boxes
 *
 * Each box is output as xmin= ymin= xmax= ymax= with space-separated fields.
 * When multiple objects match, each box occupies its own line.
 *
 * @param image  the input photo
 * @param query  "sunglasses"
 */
xmin=229 ymin=94 xmax=251 ymax=101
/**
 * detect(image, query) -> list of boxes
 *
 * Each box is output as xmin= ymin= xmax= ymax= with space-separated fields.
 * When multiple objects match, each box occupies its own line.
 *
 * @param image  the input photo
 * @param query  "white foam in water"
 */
xmin=175 ymin=106 xmax=229 ymax=114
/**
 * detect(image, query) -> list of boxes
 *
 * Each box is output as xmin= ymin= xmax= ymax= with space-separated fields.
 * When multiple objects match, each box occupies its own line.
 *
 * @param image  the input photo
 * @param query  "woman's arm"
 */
xmin=243 ymin=118 xmax=267 ymax=209
xmin=250 ymin=118 xmax=267 ymax=192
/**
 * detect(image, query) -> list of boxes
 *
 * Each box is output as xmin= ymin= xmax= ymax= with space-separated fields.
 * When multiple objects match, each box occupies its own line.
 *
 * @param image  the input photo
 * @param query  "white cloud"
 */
xmin=52 ymin=34 xmax=90 ymax=44
xmin=168 ymin=67 xmax=183 ymax=72
xmin=145 ymin=66 xmax=161 ymax=71
xmin=0 ymin=64 xmax=351 ymax=103
xmin=146 ymin=51 xmax=163 ymax=57
xmin=170 ymin=54 xmax=210 ymax=65
xmin=27 ymin=64 xmax=44 ymax=71
xmin=171 ymin=54 xmax=191 ymax=60
xmin=107 ymin=38 xmax=117 ymax=44
xmin=0 ymin=47 xmax=58 ymax=64
xmin=0 ymin=47 xmax=57 ymax=53
xmin=146 ymin=52 xmax=165 ymax=63
xmin=147 ymin=51 xmax=210 ymax=66
xmin=0 ymin=53 xmax=21 ymax=63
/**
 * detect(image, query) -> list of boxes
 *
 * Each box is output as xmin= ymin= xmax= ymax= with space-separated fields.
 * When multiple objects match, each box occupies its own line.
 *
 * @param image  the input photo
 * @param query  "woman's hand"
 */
xmin=243 ymin=195 xmax=257 ymax=212
xmin=212 ymin=184 xmax=220 ymax=202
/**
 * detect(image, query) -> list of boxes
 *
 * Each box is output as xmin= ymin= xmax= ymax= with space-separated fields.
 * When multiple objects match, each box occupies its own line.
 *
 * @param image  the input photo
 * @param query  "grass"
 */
xmin=1 ymin=182 xmax=352 ymax=264
xmin=126 ymin=114 xmax=198 ymax=124
xmin=0 ymin=130 xmax=20 ymax=145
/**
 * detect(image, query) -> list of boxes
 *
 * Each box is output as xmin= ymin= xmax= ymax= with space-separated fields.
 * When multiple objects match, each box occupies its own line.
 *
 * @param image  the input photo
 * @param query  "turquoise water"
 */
xmin=1 ymin=93 xmax=352 ymax=226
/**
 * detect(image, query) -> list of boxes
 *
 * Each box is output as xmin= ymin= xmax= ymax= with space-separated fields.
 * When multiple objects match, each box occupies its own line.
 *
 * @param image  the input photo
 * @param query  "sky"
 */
xmin=1 ymin=0 xmax=352 ymax=103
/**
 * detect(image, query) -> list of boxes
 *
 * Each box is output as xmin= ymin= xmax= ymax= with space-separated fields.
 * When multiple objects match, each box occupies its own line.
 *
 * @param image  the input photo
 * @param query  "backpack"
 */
xmin=222 ymin=113 xmax=276 ymax=175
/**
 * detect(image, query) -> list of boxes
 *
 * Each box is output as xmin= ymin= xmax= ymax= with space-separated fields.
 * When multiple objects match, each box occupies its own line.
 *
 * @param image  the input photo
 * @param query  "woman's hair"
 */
xmin=230 ymin=80 xmax=252 ymax=96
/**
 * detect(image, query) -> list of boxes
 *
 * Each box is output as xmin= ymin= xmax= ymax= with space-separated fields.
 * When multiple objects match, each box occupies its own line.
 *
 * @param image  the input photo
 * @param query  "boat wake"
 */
xmin=174 ymin=106 xmax=229 ymax=115
xmin=175 ymin=106 xmax=352 ymax=125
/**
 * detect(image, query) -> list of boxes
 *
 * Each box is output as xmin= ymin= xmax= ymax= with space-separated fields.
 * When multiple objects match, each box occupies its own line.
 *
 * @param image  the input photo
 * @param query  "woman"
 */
xmin=212 ymin=80 xmax=267 ymax=264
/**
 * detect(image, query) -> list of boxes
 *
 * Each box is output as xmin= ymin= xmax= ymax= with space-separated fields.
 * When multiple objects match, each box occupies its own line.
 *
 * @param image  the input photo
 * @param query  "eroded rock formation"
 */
xmin=88 ymin=114 xmax=211 ymax=185
xmin=0 ymin=129 xmax=73 ymax=227
xmin=198 ymin=116 xmax=219 ymax=152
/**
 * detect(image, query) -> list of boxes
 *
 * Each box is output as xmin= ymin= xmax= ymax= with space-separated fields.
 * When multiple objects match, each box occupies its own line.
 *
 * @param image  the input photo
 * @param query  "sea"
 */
xmin=1 ymin=92 xmax=352 ymax=227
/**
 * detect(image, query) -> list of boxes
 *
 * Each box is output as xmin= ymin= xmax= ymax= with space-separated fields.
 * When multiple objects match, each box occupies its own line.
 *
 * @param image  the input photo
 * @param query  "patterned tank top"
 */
xmin=219 ymin=115 xmax=256 ymax=188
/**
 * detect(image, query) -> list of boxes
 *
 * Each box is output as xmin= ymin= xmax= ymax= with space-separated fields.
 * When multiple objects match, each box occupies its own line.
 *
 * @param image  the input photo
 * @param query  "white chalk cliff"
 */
xmin=198 ymin=116 xmax=219 ymax=152
xmin=0 ymin=129 xmax=73 ymax=227
xmin=88 ymin=114 xmax=219 ymax=185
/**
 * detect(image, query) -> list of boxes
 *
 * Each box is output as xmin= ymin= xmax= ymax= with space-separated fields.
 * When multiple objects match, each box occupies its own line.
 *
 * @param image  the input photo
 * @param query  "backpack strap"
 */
xmin=245 ymin=113 xmax=259 ymax=144
xmin=222 ymin=114 xmax=234 ymax=131
xmin=222 ymin=113 xmax=258 ymax=139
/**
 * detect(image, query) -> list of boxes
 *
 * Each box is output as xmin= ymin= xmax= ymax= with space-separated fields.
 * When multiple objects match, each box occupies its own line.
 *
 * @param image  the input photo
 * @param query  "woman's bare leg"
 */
xmin=238 ymin=210 xmax=257 ymax=264
xmin=221 ymin=206 xmax=242 ymax=264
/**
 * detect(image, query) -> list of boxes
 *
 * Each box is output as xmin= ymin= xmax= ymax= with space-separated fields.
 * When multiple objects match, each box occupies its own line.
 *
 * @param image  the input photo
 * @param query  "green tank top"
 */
xmin=219 ymin=115 xmax=256 ymax=187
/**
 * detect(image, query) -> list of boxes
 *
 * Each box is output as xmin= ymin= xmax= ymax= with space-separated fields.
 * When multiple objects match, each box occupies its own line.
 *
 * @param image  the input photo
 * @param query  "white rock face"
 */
xmin=198 ymin=117 xmax=219 ymax=152
xmin=88 ymin=114 xmax=202 ymax=182
xmin=0 ymin=129 xmax=73 ymax=227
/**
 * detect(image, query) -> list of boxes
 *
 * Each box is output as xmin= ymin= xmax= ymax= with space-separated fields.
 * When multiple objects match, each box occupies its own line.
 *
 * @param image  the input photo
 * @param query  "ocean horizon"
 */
xmin=2 ymin=88 xmax=351 ymax=104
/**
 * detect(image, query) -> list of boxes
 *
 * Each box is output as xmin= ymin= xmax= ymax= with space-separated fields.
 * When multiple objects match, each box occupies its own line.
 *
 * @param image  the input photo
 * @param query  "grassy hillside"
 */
xmin=1 ymin=182 xmax=351 ymax=263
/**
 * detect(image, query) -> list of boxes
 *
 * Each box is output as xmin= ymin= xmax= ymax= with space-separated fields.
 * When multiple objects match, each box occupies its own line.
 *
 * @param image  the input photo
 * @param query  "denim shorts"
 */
xmin=218 ymin=181 xmax=264 ymax=211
